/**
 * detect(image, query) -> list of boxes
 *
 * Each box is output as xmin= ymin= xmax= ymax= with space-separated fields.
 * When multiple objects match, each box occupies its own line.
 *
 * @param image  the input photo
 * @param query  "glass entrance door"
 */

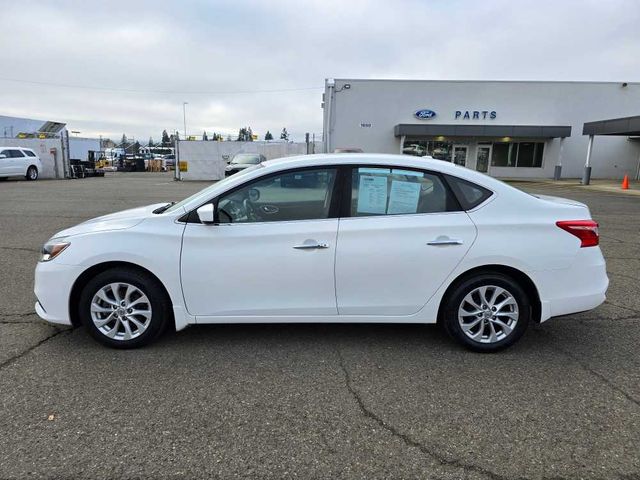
xmin=476 ymin=145 xmax=492 ymax=173
xmin=452 ymin=145 xmax=468 ymax=167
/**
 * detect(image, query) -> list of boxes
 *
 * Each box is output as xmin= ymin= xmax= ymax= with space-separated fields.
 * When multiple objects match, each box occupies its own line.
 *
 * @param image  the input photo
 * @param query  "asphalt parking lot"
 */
xmin=1 ymin=173 xmax=639 ymax=479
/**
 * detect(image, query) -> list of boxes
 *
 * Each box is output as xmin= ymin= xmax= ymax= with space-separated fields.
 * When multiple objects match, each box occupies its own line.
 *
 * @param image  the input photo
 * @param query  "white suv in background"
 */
xmin=0 ymin=147 xmax=43 ymax=181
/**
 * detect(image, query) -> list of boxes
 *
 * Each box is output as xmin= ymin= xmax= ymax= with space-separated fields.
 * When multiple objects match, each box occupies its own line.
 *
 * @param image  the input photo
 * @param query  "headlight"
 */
xmin=41 ymin=239 xmax=70 ymax=262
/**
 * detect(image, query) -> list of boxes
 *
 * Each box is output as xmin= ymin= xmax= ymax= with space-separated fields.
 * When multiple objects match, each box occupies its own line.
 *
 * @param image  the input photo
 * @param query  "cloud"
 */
xmin=0 ymin=0 xmax=638 ymax=142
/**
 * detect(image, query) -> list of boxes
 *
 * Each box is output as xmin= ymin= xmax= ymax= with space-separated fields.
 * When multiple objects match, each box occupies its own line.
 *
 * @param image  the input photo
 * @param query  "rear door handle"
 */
xmin=427 ymin=236 xmax=463 ymax=246
xmin=293 ymin=242 xmax=329 ymax=250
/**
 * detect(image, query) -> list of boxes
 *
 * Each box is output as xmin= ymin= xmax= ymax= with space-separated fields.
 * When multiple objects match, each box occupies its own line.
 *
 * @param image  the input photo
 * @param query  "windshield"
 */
xmin=231 ymin=154 xmax=261 ymax=165
xmin=162 ymin=164 xmax=263 ymax=214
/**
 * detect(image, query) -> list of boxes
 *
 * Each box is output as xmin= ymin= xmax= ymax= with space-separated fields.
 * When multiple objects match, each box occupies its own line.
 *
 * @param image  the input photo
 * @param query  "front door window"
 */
xmin=217 ymin=168 xmax=337 ymax=223
xmin=476 ymin=145 xmax=492 ymax=173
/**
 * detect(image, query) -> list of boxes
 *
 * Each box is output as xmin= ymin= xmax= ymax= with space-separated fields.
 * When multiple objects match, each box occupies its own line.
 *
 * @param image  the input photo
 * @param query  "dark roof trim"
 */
xmin=582 ymin=115 xmax=640 ymax=136
xmin=394 ymin=124 xmax=571 ymax=138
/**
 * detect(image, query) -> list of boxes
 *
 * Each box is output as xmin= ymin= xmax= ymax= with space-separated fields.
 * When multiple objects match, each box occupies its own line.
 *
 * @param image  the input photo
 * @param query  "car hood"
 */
xmin=54 ymin=203 xmax=167 ymax=238
xmin=225 ymin=163 xmax=252 ymax=170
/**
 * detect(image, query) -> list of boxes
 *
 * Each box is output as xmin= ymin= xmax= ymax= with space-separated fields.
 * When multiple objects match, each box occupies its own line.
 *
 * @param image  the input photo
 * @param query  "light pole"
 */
xmin=182 ymin=102 xmax=188 ymax=140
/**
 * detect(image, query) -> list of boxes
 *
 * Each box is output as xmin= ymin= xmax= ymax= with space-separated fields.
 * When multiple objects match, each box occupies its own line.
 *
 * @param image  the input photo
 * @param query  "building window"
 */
xmin=491 ymin=142 xmax=544 ymax=168
xmin=403 ymin=140 xmax=453 ymax=161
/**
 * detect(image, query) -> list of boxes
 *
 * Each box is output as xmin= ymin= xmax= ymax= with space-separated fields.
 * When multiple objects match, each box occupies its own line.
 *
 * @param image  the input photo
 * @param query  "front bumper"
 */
xmin=34 ymin=261 xmax=84 ymax=326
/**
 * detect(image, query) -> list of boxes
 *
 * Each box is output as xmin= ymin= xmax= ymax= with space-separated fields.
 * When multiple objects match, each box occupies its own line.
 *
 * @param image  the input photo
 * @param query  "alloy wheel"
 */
xmin=458 ymin=285 xmax=519 ymax=344
xmin=90 ymin=282 xmax=152 ymax=341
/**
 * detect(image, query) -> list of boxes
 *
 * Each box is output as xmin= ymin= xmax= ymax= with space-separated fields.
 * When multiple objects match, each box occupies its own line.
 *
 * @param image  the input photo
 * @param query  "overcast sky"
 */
xmin=0 ymin=0 xmax=638 ymax=142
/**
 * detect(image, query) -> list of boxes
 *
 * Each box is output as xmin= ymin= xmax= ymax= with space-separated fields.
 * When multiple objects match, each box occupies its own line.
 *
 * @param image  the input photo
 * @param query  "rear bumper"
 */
xmin=34 ymin=261 xmax=83 ymax=326
xmin=536 ymin=247 xmax=608 ymax=322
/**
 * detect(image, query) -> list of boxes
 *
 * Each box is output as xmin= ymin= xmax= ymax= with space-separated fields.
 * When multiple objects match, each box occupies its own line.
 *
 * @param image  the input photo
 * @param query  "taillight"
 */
xmin=556 ymin=220 xmax=599 ymax=247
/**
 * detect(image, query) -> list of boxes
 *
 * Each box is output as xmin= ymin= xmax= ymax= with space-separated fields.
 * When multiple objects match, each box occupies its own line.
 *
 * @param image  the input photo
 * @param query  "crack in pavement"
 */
xmin=0 ymin=311 xmax=36 ymax=317
xmin=0 ymin=245 xmax=40 ymax=253
xmin=569 ymin=314 xmax=639 ymax=323
xmin=604 ymin=301 xmax=640 ymax=316
xmin=536 ymin=330 xmax=640 ymax=409
xmin=607 ymin=271 xmax=640 ymax=282
xmin=335 ymin=347 xmax=517 ymax=480
xmin=0 ymin=327 xmax=69 ymax=371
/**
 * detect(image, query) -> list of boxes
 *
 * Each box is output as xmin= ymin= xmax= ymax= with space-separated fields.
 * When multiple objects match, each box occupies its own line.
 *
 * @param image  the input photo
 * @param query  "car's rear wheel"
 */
xmin=78 ymin=268 xmax=171 ymax=348
xmin=442 ymin=272 xmax=530 ymax=352
xmin=26 ymin=166 xmax=38 ymax=181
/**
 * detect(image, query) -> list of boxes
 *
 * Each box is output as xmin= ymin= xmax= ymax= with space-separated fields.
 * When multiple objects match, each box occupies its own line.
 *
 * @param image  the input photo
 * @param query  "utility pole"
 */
xmin=182 ymin=102 xmax=188 ymax=140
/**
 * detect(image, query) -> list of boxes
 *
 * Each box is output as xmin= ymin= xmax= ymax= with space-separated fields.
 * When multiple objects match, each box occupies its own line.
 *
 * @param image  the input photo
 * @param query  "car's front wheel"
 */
xmin=442 ymin=272 xmax=530 ymax=352
xmin=78 ymin=268 xmax=171 ymax=348
xmin=26 ymin=166 xmax=38 ymax=181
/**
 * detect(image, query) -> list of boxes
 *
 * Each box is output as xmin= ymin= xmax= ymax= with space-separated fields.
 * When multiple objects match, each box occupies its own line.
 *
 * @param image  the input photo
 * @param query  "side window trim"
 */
xmin=342 ymin=164 xmax=462 ymax=218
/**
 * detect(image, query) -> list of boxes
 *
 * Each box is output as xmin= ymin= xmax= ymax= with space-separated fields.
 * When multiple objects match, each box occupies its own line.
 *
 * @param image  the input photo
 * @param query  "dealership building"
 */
xmin=322 ymin=79 xmax=640 ymax=180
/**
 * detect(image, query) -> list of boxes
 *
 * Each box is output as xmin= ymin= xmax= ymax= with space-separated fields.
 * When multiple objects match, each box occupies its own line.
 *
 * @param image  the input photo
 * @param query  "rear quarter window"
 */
xmin=444 ymin=174 xmax=493 ymax=210
xmin=23 ymin=150 xmax=36 ymax=157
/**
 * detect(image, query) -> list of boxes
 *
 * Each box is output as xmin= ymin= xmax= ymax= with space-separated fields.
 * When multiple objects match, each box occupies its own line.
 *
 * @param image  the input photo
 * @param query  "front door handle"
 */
xmin=293 ymin=242 xmax=329 ymax=250
xmin=427 ymin=236 xmax=463 ymax=246
xmin=260 ymin=205 xmax=279 ymax=214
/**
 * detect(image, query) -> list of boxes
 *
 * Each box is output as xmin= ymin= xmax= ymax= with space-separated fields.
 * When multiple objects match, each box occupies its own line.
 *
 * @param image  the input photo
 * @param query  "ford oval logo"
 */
xmin=415 ymin=109 xmax=436 ymax=120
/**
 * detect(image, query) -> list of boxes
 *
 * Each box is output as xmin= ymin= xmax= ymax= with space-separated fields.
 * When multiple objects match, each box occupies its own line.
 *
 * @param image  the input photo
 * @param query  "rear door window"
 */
xmin=349 ymin=167 xmax=460 ymax=217
xmin=9 ymin=149 xmax=25 ymax=158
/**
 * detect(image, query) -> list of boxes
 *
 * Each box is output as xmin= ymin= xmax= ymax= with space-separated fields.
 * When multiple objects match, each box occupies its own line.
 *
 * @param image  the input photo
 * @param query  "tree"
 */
xmin=202 ymin=131 xmax=208 ymax=141
xmin=265 ymin=130 xmax=273 ymax=141
xmin=280 ymin=128 xmax=289 ymax=141
xmin=161 ymin=129 xmax=171 ymax=146
xmin=148 ymin=137 xmax=154 ymax=147
xmin=237 ymin=127 xmax=253 ymax=142
xmin=120 ymin=133 xmax=128 ymax=148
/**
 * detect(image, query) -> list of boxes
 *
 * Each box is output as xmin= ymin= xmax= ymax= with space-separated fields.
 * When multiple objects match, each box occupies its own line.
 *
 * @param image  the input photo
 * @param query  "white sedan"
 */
xmin=34 ymin=154 xmax=608 ymax=352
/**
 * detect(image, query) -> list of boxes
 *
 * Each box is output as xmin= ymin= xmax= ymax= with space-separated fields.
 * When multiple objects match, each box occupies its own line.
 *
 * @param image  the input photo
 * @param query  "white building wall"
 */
xmin=69 ymin=137 xmax=101 ymax=161
xmin=177 ymin=140 xmax=323 ymax=181
xmin=324 ymin=79 xmax=640 ymax=179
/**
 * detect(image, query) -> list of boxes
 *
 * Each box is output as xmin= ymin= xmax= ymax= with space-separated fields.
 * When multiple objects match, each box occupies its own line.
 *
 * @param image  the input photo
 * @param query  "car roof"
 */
xmin=261 ymin=153 xmax=509 ymax=191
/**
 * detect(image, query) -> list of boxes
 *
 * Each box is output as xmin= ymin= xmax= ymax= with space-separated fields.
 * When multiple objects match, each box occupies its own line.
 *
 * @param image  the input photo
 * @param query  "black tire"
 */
xmin=0 ymin=177 xmax=7 ymax=181
xmin=442 ymin=272 xmax=530 ymax=353
xmin=26 ymin=166 xmax=38 ymax=181
xmin=78 ymin=267 xmax=171 ymax=349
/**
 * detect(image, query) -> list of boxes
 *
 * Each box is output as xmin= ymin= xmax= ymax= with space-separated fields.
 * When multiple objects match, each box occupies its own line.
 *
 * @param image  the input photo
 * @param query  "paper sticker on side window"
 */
xmin=388 ymin=180 xmax=421 ymax=214
xmin=357 ymin=175 xmax=387 ymax=214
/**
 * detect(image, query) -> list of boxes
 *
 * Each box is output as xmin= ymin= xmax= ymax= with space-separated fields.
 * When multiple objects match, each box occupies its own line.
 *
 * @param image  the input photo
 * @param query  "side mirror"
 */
xmin=196 ymin=204 xmax=215 ymax=224
xmin=248 ymin=188 xmax=260 ymax=202
xmin=0 ymin=154 xmax=6 ymax=159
